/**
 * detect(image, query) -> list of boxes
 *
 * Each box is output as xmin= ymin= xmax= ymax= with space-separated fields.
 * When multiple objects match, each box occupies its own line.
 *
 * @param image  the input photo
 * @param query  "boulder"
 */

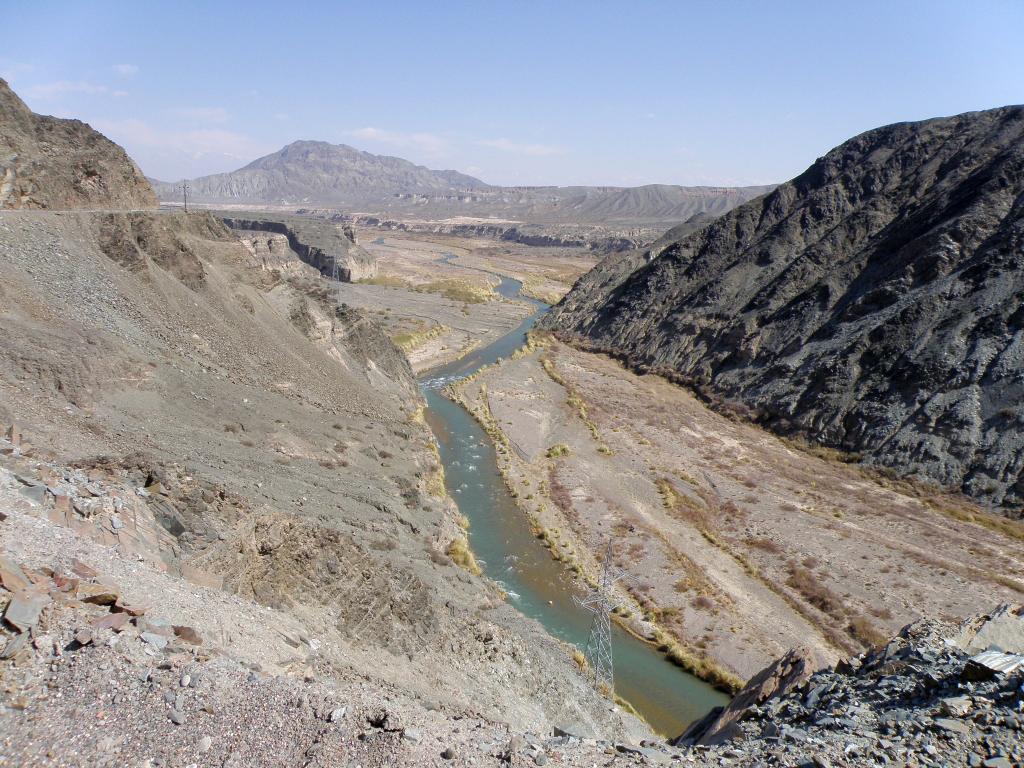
xmin=676 ymin=646 xmax=829 ymax=745
xmin=956 ymin=604 xmax=1024 ymax=655
xmin=3 ymin=589 xmax=51 ymax=631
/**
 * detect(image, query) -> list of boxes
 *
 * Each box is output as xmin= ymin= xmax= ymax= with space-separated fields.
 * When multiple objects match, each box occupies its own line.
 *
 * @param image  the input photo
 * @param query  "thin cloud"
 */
xmin=0 ymin=61 xmax=35 ymax=80
xmin=349 ymin=127 xmax=447 ymax=154
xmin=169 ymin=106 xmax=230 ymax=124
xmin=476 ymin=137 xmax=564 ymax=156
xmin=113 ymin=64 xmax=139 ymax=77
xmin=92 ymin=117 xmax=271 ymax=164
xmin=24 ymin=81 xmax=112 ymax=99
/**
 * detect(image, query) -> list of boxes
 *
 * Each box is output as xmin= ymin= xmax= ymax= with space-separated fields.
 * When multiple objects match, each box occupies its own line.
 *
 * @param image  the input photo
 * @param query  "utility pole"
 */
xmin=179 ymin=182 xmax=190 ymax=213
xmin=574 ymin=538 xmax=630 ymax=696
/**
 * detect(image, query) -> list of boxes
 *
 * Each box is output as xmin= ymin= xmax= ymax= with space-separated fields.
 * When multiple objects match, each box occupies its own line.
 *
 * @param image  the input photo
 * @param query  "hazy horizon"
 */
xmin=4 ymin=0 xmax=1023 ymax=187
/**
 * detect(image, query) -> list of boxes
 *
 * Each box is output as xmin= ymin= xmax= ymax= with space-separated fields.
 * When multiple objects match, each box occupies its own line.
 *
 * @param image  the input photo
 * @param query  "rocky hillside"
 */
xmin=544 ymin=105 xmax=1024 ymax=508
xmin=0 ymin=81 xmax=645 ymax=762
xmin=676 ymin=605 xmax=1024 ymax=767
xmin=150 ymin=140 xmax=487 ymax=205
xmin=0 ymin=78 xmax=156 ymax=210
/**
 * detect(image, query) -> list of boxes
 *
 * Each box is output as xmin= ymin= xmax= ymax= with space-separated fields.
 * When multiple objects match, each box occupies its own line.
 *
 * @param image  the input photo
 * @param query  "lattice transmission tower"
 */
xmin=574 ymin=539 xmax=630 ymax=695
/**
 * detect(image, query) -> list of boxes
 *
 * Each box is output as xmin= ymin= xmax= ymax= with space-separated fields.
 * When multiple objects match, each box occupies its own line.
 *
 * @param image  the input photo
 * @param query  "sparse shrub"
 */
xmin=692 ymin=595 xmax=715 ymax=611
xmin=786 ymin=564 xmax=846 ymax=619
xmin=848 ymin=615 xmax=888 ymax=647
xmin=546 ymin=443 xmax=571 ymax=458
xmin=744 ymin=536 xmax=782 ymax=554
xmin=358 ymin=274 xmax=409 ymax=289
xmin=446 ymin=537 xmax=482 ymax=575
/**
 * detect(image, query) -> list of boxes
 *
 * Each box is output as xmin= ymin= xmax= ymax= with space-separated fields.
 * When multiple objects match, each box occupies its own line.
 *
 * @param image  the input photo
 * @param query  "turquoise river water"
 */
xmin=417 ymin=272 xmax=728 ymax=738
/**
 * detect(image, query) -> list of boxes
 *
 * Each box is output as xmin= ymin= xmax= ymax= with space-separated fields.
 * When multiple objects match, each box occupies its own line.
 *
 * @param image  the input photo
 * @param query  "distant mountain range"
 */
xmin=151 ymin=140 xmax=773 ymax=225
xmin=150 ymin=140 xmax=486 ymax=204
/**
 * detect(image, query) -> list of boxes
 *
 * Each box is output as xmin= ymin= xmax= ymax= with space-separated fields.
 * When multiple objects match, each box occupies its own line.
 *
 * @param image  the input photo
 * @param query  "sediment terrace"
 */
xmin=453 ymin=336 xmax=1024 ymax=685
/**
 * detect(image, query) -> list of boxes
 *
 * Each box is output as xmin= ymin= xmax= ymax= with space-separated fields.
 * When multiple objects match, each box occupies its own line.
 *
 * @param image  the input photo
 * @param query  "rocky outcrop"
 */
xmin=0 ymin=79 xmax=156 ymax=210
xmin=221 ymin=213 xmax=377 ymax=282
xmin=545 ymin=105 xmax=1024 ymax=509
xmin=678 ymin=647 xmax=830 ymax=745
xmin=671 ymin=608 xmax=1024 ymax=767
xmin=94 ymin=211 xmax=237 ymax=290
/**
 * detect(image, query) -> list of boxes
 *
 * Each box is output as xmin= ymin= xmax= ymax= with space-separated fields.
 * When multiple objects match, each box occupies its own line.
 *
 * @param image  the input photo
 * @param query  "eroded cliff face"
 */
xmin=221 ymin=214 xmax=377 ymax=282
xmin=545 ymin=105 xmax=1024 ymax=509
xmin=0 ymin=79 xmax=157 ymax=210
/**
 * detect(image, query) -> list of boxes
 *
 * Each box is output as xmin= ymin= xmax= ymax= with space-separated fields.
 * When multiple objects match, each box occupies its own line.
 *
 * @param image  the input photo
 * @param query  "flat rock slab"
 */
xmin=0 ymin=556 xmax=30 ymax=593
xmin=3 ymin=588 xmax=51 ymax=631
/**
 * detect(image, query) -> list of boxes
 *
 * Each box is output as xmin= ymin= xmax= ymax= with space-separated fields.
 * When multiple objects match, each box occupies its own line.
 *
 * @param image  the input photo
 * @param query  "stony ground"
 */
xmin=453 ymin=337 xmax=1024 ymax=686
xmin=682 ymin=608 xmax=1024 ymax=768
xmin=0 ymin=209 xmax=648 ymax=765
xmin=0 ymin=475 xmax=652 ymax=768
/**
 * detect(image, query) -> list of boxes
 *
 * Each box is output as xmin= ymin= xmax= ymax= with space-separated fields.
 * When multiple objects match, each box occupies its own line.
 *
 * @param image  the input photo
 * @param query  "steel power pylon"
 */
xmin=178 ymin=183 xmax=190 ymax=213
xmin=574 ymin=539 xmax=630 ymax=695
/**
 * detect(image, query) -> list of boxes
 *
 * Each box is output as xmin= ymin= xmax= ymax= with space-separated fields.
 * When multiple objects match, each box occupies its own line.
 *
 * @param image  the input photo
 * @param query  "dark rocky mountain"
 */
xmin=150 ymin=140 xmax=488 ymax=205
xmin=152 ymin=140 xmax=771 ymax=225
xmin=543 ymin=106 xmax=1024 ymax=509
xmin=0 ymin=78 xmax=157 ymax=210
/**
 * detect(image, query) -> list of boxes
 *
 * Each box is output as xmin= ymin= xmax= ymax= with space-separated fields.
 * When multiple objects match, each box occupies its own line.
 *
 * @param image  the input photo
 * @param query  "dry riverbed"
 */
xmin=332 ymin=281 xmax=531 ymax=373
xmin=342 ymin=232 xmax=595 ymax=372
xmin=452 ymin=336 xmax=1024 ymax=685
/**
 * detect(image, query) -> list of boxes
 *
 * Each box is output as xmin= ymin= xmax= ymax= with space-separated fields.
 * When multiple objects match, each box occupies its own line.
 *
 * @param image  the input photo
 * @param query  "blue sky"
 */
xmin=4 ymin=1 xmax=1023 ymax=186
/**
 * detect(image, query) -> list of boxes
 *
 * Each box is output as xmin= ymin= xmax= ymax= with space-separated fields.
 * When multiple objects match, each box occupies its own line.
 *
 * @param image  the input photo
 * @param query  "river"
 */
xmin=417 ymin=271 xmax=729 ymax=737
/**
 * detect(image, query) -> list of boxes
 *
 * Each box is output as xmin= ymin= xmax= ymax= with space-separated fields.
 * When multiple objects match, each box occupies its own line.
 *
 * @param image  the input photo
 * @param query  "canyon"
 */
xmin=3 ymin=73 xmax=1024 ymax=768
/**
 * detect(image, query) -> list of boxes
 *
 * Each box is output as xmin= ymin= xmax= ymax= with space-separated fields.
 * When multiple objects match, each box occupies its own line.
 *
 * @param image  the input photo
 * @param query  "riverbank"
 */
xmin=418 ymin=276 xmax=729 ymax=737
xmin=452 ymin=334 xmax=1024 ymax=687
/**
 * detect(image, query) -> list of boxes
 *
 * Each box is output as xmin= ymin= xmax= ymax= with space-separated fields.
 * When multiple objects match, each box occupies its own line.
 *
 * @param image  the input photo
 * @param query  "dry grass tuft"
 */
xmin=446 ymin=537 xmax=482 ymax=576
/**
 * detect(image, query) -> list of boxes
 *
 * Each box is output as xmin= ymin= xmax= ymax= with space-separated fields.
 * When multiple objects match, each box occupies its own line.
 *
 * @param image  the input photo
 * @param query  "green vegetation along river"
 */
xmin=418 ymin=274 xmax=729 ymax=737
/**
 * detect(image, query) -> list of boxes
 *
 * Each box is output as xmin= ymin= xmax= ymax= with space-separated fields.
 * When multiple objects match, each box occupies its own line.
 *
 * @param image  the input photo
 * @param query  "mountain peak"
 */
xmin=160 ymin=140 xmax=488 ymax=204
